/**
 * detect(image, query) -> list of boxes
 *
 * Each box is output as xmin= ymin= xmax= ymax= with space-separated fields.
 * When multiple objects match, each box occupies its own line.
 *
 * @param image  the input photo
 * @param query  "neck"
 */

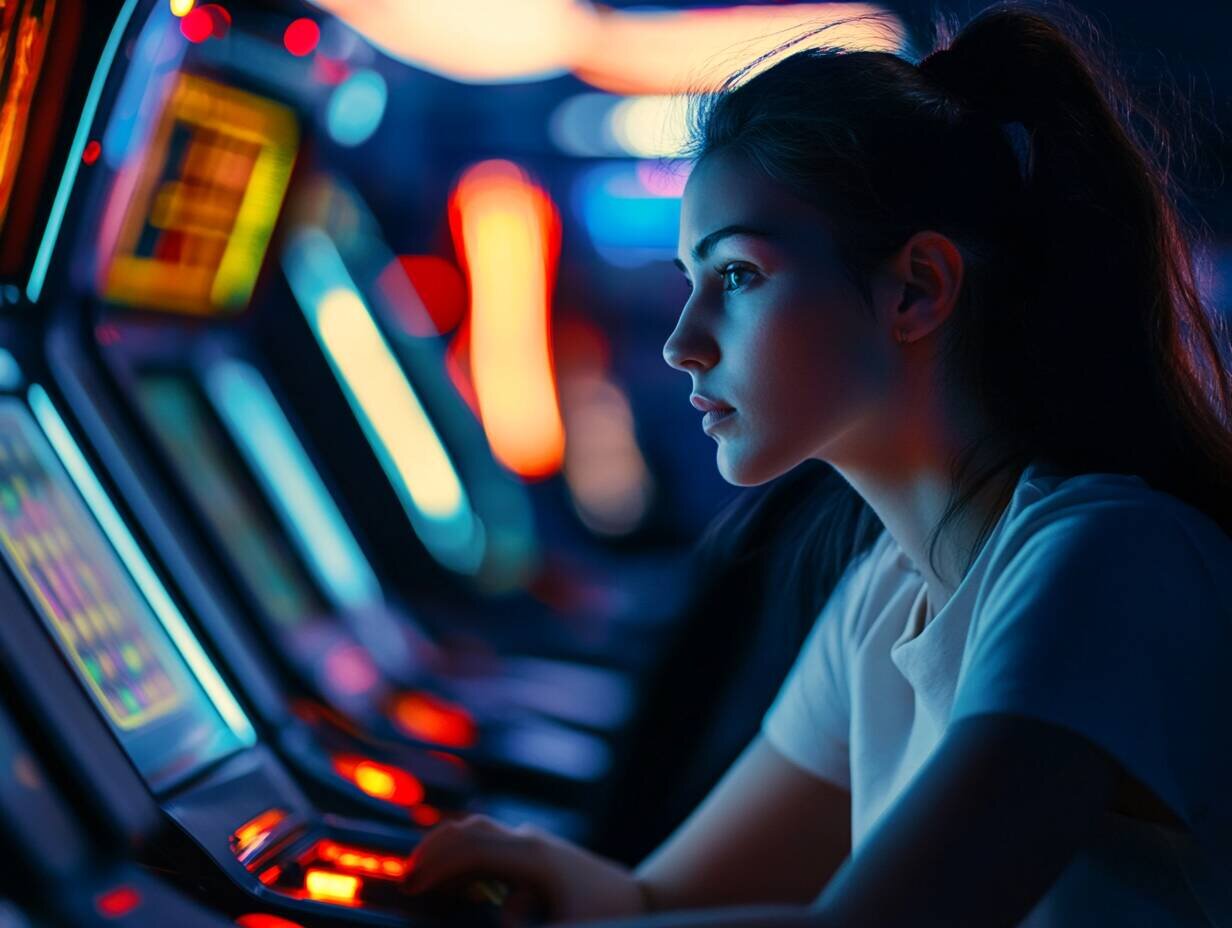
xmin=827 ymin=396 xmax=1013 ymax=612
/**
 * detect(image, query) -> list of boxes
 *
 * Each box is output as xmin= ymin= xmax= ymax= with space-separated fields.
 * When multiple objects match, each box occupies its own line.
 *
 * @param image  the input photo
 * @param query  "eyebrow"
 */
xmin=673 ymin=224 xmax=778 ymax=274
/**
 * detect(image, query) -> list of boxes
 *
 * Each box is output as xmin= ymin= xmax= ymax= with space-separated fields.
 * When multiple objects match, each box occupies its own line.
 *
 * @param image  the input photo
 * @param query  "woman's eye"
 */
xmin=720 ymin=263 xmax=756 ymax=292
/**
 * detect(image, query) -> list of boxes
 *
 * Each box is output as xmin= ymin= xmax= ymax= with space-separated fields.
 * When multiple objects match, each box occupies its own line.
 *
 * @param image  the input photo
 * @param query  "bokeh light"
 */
xmin=325 ymin=69 xmax=387 ymax=147
xmin=284 ymin=18 xmax=320 ymax=56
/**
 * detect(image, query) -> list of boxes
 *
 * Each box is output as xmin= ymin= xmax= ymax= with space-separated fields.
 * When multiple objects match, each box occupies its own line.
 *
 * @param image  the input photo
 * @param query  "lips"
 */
xmin=691 ymin=393 xmax=736 ymax=432
xmin=690 ymin=393 xmax=734 ymax=414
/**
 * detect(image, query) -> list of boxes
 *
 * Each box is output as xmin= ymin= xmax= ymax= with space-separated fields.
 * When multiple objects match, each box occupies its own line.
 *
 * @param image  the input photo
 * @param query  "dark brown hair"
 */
xmin=684 ymin=2 xmax=1232 ymax=575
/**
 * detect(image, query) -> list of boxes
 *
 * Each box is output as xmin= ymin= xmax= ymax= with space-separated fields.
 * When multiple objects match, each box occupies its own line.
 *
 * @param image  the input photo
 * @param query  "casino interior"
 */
xmin=0 ymin=1 xmax=1227 ymax=925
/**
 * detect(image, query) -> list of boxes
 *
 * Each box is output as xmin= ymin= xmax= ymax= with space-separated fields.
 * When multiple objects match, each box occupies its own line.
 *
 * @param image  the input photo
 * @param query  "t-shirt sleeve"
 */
xmin=952 ymin=497 xmax=1232 ymax=832
xmin=761 ymin=543 xmax=885 ymax=790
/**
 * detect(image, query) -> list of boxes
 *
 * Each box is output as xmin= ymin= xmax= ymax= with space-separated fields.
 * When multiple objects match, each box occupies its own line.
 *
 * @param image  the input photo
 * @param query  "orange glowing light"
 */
xmin=300 ymin=1 xmax=901 ymax=92
xmin=0 ymin=0 xmax=57 ymax=232
xmin=391 ymin=691 xmax=478 ymax=749
xmin=307 ymin=840 xmax=409 ymax=879
xmin=450 ymin=160 xmax=565 ymax=480
xmin=235 ymin=914 xmax=307 ymax=928
xmin=257 ymin=865 xmax=283 ymax=886
xmin=95 ymin=886 xmax=142 ymax=918
xmin=331 ymin=754 xmax=426 ymax=807
xmin=304 ymin=869 xmax=361 ymax=905
xmin=231 ymin=809 xmax=288 ymax=857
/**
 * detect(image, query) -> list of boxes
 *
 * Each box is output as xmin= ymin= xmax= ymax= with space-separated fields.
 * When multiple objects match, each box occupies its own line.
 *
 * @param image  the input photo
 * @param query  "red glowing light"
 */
xmin=179 ymin=8 xmax=212 ymax=41
xmin=385 ymin=256 xmax=467 ymax=337
xmin=284 ymin=18 xmax=320 ymax=56
xmin=390 ymin=692 xmax=478 ymax=749
xmin=332 ymin=754 xmax=426 ymax=807
xmin=82 ymin=141 xmax=102 ymax=165
xmin=312 ymin=55 xmax=350 ymax=85
xmin=95 ymin=886 xmax=142 ymax=918
xmin=411 ymin=804 xmax=442 ymax=827
xmin=235 ymin=914 xmax=306 ymax=928
xmin=180 ymin=4 xmax=229 ymax=42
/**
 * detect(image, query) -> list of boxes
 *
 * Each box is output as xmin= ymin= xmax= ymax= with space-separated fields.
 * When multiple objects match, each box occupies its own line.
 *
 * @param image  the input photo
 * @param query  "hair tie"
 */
xmin=1000 ymin=120 xmax=1034 ymax=185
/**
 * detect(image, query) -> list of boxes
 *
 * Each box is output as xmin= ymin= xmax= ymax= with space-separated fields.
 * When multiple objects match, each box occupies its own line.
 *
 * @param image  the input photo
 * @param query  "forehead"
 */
xmin=677 ymin=148 xmax=831 ymax=261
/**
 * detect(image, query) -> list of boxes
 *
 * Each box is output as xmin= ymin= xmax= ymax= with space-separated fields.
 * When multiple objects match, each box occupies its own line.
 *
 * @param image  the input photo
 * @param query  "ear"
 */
xmin=879 ymin=231 xmax=964 ymax=346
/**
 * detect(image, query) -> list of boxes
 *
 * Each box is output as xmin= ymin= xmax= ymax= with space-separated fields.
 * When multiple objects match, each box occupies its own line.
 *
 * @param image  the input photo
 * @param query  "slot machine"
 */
xmin=0 ymin=0 xmax=528 ymax=922
xmin=0 ymin=691 xmax=239 ymax=926
xmin=35 ymin=0 xmax=625 ymax=829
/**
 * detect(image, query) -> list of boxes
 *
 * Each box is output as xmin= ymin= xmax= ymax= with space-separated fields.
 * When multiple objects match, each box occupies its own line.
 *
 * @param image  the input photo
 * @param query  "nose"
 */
xmin=662 ymin=302 xmax=719 ymax=373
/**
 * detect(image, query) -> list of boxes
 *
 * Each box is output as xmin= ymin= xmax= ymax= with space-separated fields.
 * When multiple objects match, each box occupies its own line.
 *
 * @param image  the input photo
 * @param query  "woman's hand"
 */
xmin=405 ymin=815 xmax=647 ymax=923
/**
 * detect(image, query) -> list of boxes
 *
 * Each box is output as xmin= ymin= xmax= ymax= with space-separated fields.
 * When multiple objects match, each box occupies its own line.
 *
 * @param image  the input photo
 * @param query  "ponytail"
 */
xmin=686 ymin=2 xmax=1232 ymax=562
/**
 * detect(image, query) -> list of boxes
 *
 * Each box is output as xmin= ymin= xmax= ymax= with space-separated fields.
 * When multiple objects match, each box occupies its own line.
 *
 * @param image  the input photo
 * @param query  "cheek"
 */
xmin=745 ymin=299 xmax=882 ymax=414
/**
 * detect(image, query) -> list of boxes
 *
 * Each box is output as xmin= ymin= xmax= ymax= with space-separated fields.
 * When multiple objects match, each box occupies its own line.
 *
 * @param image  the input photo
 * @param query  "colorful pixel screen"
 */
xmin=101 ymin=73 xmax=298 ymax=314
xmin=0 ymin=399 xmax=245 ymax=790
xmin=135 ymin=372 xmax=327 ymax=628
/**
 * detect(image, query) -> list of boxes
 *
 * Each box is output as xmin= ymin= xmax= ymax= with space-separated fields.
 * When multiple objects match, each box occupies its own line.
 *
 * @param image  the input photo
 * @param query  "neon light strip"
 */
xmin=452 ymin=161 xmax=565 ymax=480
xmin=28 ymin=384 xmax=255 ymax=745
xmin=204 ymin=359 xmax=382 ymax=611
xmin=26 ymin=0 xmax=142 ymax=304
xmin=282 ymin=229 xmax=483 ymax=575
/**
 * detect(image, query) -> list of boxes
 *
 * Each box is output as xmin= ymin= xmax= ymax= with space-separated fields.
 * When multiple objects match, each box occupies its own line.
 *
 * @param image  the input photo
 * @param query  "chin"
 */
xmin=715 ymin=443 xmax=793 ymax=487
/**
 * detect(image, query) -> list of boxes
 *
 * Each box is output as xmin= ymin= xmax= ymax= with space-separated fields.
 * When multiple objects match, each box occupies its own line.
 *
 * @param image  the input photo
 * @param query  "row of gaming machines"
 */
xmin=0 ymin=0 xmax=685 ymax=924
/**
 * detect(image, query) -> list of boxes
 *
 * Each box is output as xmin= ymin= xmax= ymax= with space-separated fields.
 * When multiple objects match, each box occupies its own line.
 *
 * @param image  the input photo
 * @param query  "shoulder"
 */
xmin=975 ymin=468 xmax=1232 ymax=626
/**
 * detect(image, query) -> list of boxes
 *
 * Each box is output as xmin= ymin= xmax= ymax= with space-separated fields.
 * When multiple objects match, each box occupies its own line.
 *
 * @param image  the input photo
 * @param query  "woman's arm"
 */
xmin=567 ymin=714 xmax=1122 ymax=928
xmin=635 ymin=734 xmax=850 ymax=910
xmin=405 ymin=734 xmax=851 ymax=921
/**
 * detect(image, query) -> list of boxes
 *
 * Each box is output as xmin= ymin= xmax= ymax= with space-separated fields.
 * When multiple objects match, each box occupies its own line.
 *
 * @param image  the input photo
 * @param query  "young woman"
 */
xmin=406 ymin=4 xmax=1232 ymax=925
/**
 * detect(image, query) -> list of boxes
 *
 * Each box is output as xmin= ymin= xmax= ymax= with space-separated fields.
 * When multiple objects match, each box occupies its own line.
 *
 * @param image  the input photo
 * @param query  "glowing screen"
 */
xmin=101 ymin=73 xmax=297 ymax=314
xmin=134 ymin=373 xmax=327 ymax=627
xmin=0 ymin=399 xmax=245 ymax=790
xmin=0 ymin=0 xmax=56 ymax=235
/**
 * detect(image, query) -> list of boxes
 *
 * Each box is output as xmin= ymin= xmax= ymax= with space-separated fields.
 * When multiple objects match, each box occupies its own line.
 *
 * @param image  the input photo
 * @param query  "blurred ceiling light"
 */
xmin=576 ymin=3 xmax=901 ymax=94
xmin=169 ymin=0 xmax=194 ymax=16
xmin=450 ymin=161 xmax=566 ymax=481
xmin=308 ymin=0 xmax=585 ymax=83
xmin=608 ymin=95 xmax=690 ymax=158
xmin=551 ymin=93 xmax=690 ymax=158
xmin=305 ymin=1 xmax=902 ymax=91
xmin=326 ymin=69 xmax=387 ymax=147
xmin=548 ymin=93 xmax=620 ymax=158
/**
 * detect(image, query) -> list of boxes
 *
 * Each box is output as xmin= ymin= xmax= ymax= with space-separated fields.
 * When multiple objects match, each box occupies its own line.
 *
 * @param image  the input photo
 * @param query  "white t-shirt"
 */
xmin=763 ymin=464 xmax=1232 ymax=925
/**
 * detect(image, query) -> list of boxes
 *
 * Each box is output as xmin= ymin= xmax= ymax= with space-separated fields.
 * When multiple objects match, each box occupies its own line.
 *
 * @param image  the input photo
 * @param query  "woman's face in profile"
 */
xmin=664 ymin=148 xmax=897 ymax=485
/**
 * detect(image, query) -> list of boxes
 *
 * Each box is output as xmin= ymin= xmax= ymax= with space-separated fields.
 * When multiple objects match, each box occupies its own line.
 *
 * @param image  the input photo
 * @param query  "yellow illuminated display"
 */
xmin=103 ymin=73 xmax=298 ymax=314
